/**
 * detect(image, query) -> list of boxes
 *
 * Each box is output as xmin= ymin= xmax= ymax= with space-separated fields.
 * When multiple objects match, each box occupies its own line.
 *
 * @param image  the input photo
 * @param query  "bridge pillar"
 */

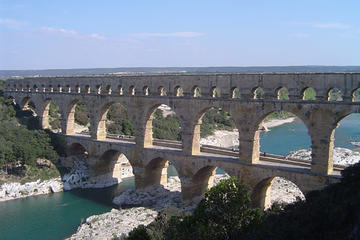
xmin=311 ymin=129 xmax=335 ymax=175
xmin=133 ymin=163 xmax=168 ymax=189
xmin=182 ymin=123 xmax=201 ymax=155
xmin=90 ymin=115 xmax=107 ymax=140
xmin=180 ymin=168 xmax=216 ymax=202
xmin=238 ymin=129 xmax=260 ymax=163
xmin=61 ymin=113 xmax=75 ymax=135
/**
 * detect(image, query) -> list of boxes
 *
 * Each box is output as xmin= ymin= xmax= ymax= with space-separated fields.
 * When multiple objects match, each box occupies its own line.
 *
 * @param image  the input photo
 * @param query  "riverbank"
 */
xmin=68 ymin=174 xmax=305 ymax=239
xmin=262 ymin=117 xmax=296 ymax=131
xmin=288 ymin=147 xmax=360 ymax=166
xmin=200 ymin=117 xmax=296 ymax=148
xmin=0 ymin=158 xmax=134 ymax=202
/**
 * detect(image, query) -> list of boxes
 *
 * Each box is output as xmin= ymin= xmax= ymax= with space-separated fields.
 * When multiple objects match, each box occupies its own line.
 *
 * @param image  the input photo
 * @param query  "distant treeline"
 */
xmin=1 ymin=66 xmax=360 ymax=78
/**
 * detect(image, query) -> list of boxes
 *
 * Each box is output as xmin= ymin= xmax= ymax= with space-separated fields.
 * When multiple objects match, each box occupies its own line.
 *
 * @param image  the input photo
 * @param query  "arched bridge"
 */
xmin=5 ymin=73 xmax=360 ymax=208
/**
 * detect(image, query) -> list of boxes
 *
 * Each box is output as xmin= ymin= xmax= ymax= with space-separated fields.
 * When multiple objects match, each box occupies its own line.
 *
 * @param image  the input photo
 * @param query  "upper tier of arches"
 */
xmin=5 ymin=73 xmax=360 ymax=102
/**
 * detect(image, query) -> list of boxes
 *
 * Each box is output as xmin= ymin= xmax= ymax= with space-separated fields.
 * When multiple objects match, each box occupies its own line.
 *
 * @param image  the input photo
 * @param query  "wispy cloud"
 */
xmin=289 ymin=21 xmax=352 ymax=30
xmin=40 ymin=26 xmax=106 ymax=40
xmin=0 ymin=18 xmax=27 ymax=29
xmin=40 ymin=26 xmax=78 ymax=35
xmin=132 ymin=32 xmax=204 ymax=38
xmin=90 ymin=33 xmax=106 ymax=40
xmin=312 ymin=23 xmax=351 ymax=30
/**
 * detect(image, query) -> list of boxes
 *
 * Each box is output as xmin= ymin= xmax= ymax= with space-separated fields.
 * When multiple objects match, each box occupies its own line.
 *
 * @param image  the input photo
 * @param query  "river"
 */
xmin=1 ymin=114 xmax=359 ymax=240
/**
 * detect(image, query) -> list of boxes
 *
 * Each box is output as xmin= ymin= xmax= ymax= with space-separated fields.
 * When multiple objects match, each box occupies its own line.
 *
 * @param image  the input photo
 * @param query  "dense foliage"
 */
xmin=0 ymin=80 xmax=60 ymax=177
xmin=106 ymin=103 xmax=134 ymax=136
xmin=126 ymin=164 xmax=360 ymax=240
xmin=152 ymin=109 xmax=182 ymax=141
xmin=74 ymin=101 xmax=89 ymax=126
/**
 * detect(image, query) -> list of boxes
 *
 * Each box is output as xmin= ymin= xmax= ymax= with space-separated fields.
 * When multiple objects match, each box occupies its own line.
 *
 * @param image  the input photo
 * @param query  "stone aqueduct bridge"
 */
xmin=5 ymin=73 xmax=360 ymax=208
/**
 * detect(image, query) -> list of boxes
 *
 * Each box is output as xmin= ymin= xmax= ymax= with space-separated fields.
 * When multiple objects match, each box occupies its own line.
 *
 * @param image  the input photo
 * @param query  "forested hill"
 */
xmin=1 ymin=66 xmax=360 ymax=78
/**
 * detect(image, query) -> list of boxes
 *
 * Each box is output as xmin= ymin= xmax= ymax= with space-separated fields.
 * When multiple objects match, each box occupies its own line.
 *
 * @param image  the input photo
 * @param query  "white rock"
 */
xmin=288 ymin=147 xmax=360 ymax=166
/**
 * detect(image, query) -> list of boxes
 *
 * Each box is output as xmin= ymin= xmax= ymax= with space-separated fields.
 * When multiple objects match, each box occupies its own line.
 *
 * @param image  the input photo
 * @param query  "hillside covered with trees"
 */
xmin=0 ymin=80 xmax=63 ymax=184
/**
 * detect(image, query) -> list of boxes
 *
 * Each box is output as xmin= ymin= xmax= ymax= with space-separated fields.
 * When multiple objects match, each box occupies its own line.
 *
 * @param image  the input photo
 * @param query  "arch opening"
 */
xmin=231 ymin=87 xmax=240 ymax=98
xmin=328 ymin=88 xmax=343 ymax=101
xmin=174 ymin=86 xmax=183 ymax=97
xmin=144 ymin=104 xmax=182 ymax=147
xmin=192 ymin=86 xmax=201 ymax=97
xmin=259 ymin=111 xmax=311 ymax=162
xmin=65 ymin=100 xmax=90 ymax=135
xmin=199 ymin=107 xmax=238 ymax=150
xmin=143 ymin=86 xmax=149 ymax=96
xmin=129 ymin=86 xmax=135 ymax=96
xmin=332 ymin=113 xmax=360 ymax=168
xmin=94 ymin=150 xmax=133 ymax=185
xmin=68 ymin=143 xmax=88 ymax=156
xmin=276 ymin=87 xmax=289 ymax=100
xmin=41 ymin=99 xmax=61 ymax=131
xmin=252 ymin=176 xmax=305 ymax=210
xmin=158 ymin=86 xmax=167 ymax=96
xmin=211 ymin=87 xmax=220 ymax=98
xmin=105 ymin=102 xmax=134 ymax=137
xmin=253 ymin=87 xmax=264 ymax=99
xmin=352 ymin=88 xmax=360 ymax=102
xmin=302 ymin=87 xmax=316 ymax=100
xmin=188 ymin=166 xmax=231 ymax=200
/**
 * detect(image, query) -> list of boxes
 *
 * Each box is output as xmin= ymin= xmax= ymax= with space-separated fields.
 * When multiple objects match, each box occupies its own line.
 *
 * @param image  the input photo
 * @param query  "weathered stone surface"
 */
xmin=5 ymin=73 xmax=360 ymax=205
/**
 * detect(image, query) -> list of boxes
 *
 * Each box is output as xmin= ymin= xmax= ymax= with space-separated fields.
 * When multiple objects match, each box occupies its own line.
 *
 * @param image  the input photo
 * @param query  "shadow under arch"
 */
xmin=67 ymin=142 xmax=88 ymax=156
xmin=92 ymin=149 xmax=133 ymax=184
xmin=143 ymin=103 xmax=183 ymax=147
xmin=251 ymin=176 xmax=305 ymax=210
xmin=184 ymin=166 xmax=231 ymax=201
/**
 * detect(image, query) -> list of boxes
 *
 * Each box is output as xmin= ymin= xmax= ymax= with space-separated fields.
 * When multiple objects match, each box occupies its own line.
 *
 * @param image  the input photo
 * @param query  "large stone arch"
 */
xmin=89 ymin=149 xmax=131 ymax=185
xmin=189 ymin=103 xmax=241 ymax=154
xmin=38 ymin=98 xmax=63 ymax=130
xmin=93 ymin=100 xmax=134 ymax=140
xmin=251 ymin=176 xmax=305 ymax=210
xmin=247 ymin=105 xmax=312 ymax=163
xmin=67 ymin=142 xmax=89 ymax=156
xmin=142 ymin=103 xmax=184 ymax=147
xmin=62 ymin=98 xmax=91 ymax=135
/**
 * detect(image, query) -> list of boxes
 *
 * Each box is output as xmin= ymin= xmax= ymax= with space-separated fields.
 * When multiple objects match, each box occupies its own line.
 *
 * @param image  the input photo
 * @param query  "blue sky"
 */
xmin=0 ymin=0 xmax=359 ymax=69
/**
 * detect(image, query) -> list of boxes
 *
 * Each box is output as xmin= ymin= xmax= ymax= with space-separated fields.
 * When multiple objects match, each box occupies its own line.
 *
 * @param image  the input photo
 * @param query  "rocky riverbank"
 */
xmin=68 ymin=173 xmax=305 ymax=239
xmin=66 ymin=207 xmax=158 ymax=240
xmin=0 ymin=158 xmax=134 ymax=202
xmin=288 ymin=147 xmax=360 ymax=166
xmin=0 ymin=178 xmax=63 ymax=202
xmin=200 ymin=117 xmax=296 ymax=148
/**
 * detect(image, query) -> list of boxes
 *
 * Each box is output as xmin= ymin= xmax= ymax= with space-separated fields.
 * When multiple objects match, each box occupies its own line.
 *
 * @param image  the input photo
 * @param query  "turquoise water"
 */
xmin=260 ymin=113 xmax=360 ymax=155
xmin=1 ymin=113 xmax=359 ymax=239
xmin=0 ymin=178 xmax=135 ymax=240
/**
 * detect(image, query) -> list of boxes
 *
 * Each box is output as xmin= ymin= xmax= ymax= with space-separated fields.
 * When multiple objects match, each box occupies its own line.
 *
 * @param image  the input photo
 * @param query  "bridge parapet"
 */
xmin=5 ymin=73 xmax=360 ymax=101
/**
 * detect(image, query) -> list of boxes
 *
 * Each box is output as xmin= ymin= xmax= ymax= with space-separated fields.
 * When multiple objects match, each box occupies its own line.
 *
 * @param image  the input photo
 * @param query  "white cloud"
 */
xmin=40 ymin=27 xmax=78 ymax=35
xmin=40 ymin=26 xmax=106 ymax=40
xmin=312 ymin=23 xmax=351 ymax=30
xmin=132 ymin=32 xmax=204 ymax=38
xmin=90 ymin=33 xmax=106 ymax=40
xmin=0 ymin=18 xmax=27 ymax=29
